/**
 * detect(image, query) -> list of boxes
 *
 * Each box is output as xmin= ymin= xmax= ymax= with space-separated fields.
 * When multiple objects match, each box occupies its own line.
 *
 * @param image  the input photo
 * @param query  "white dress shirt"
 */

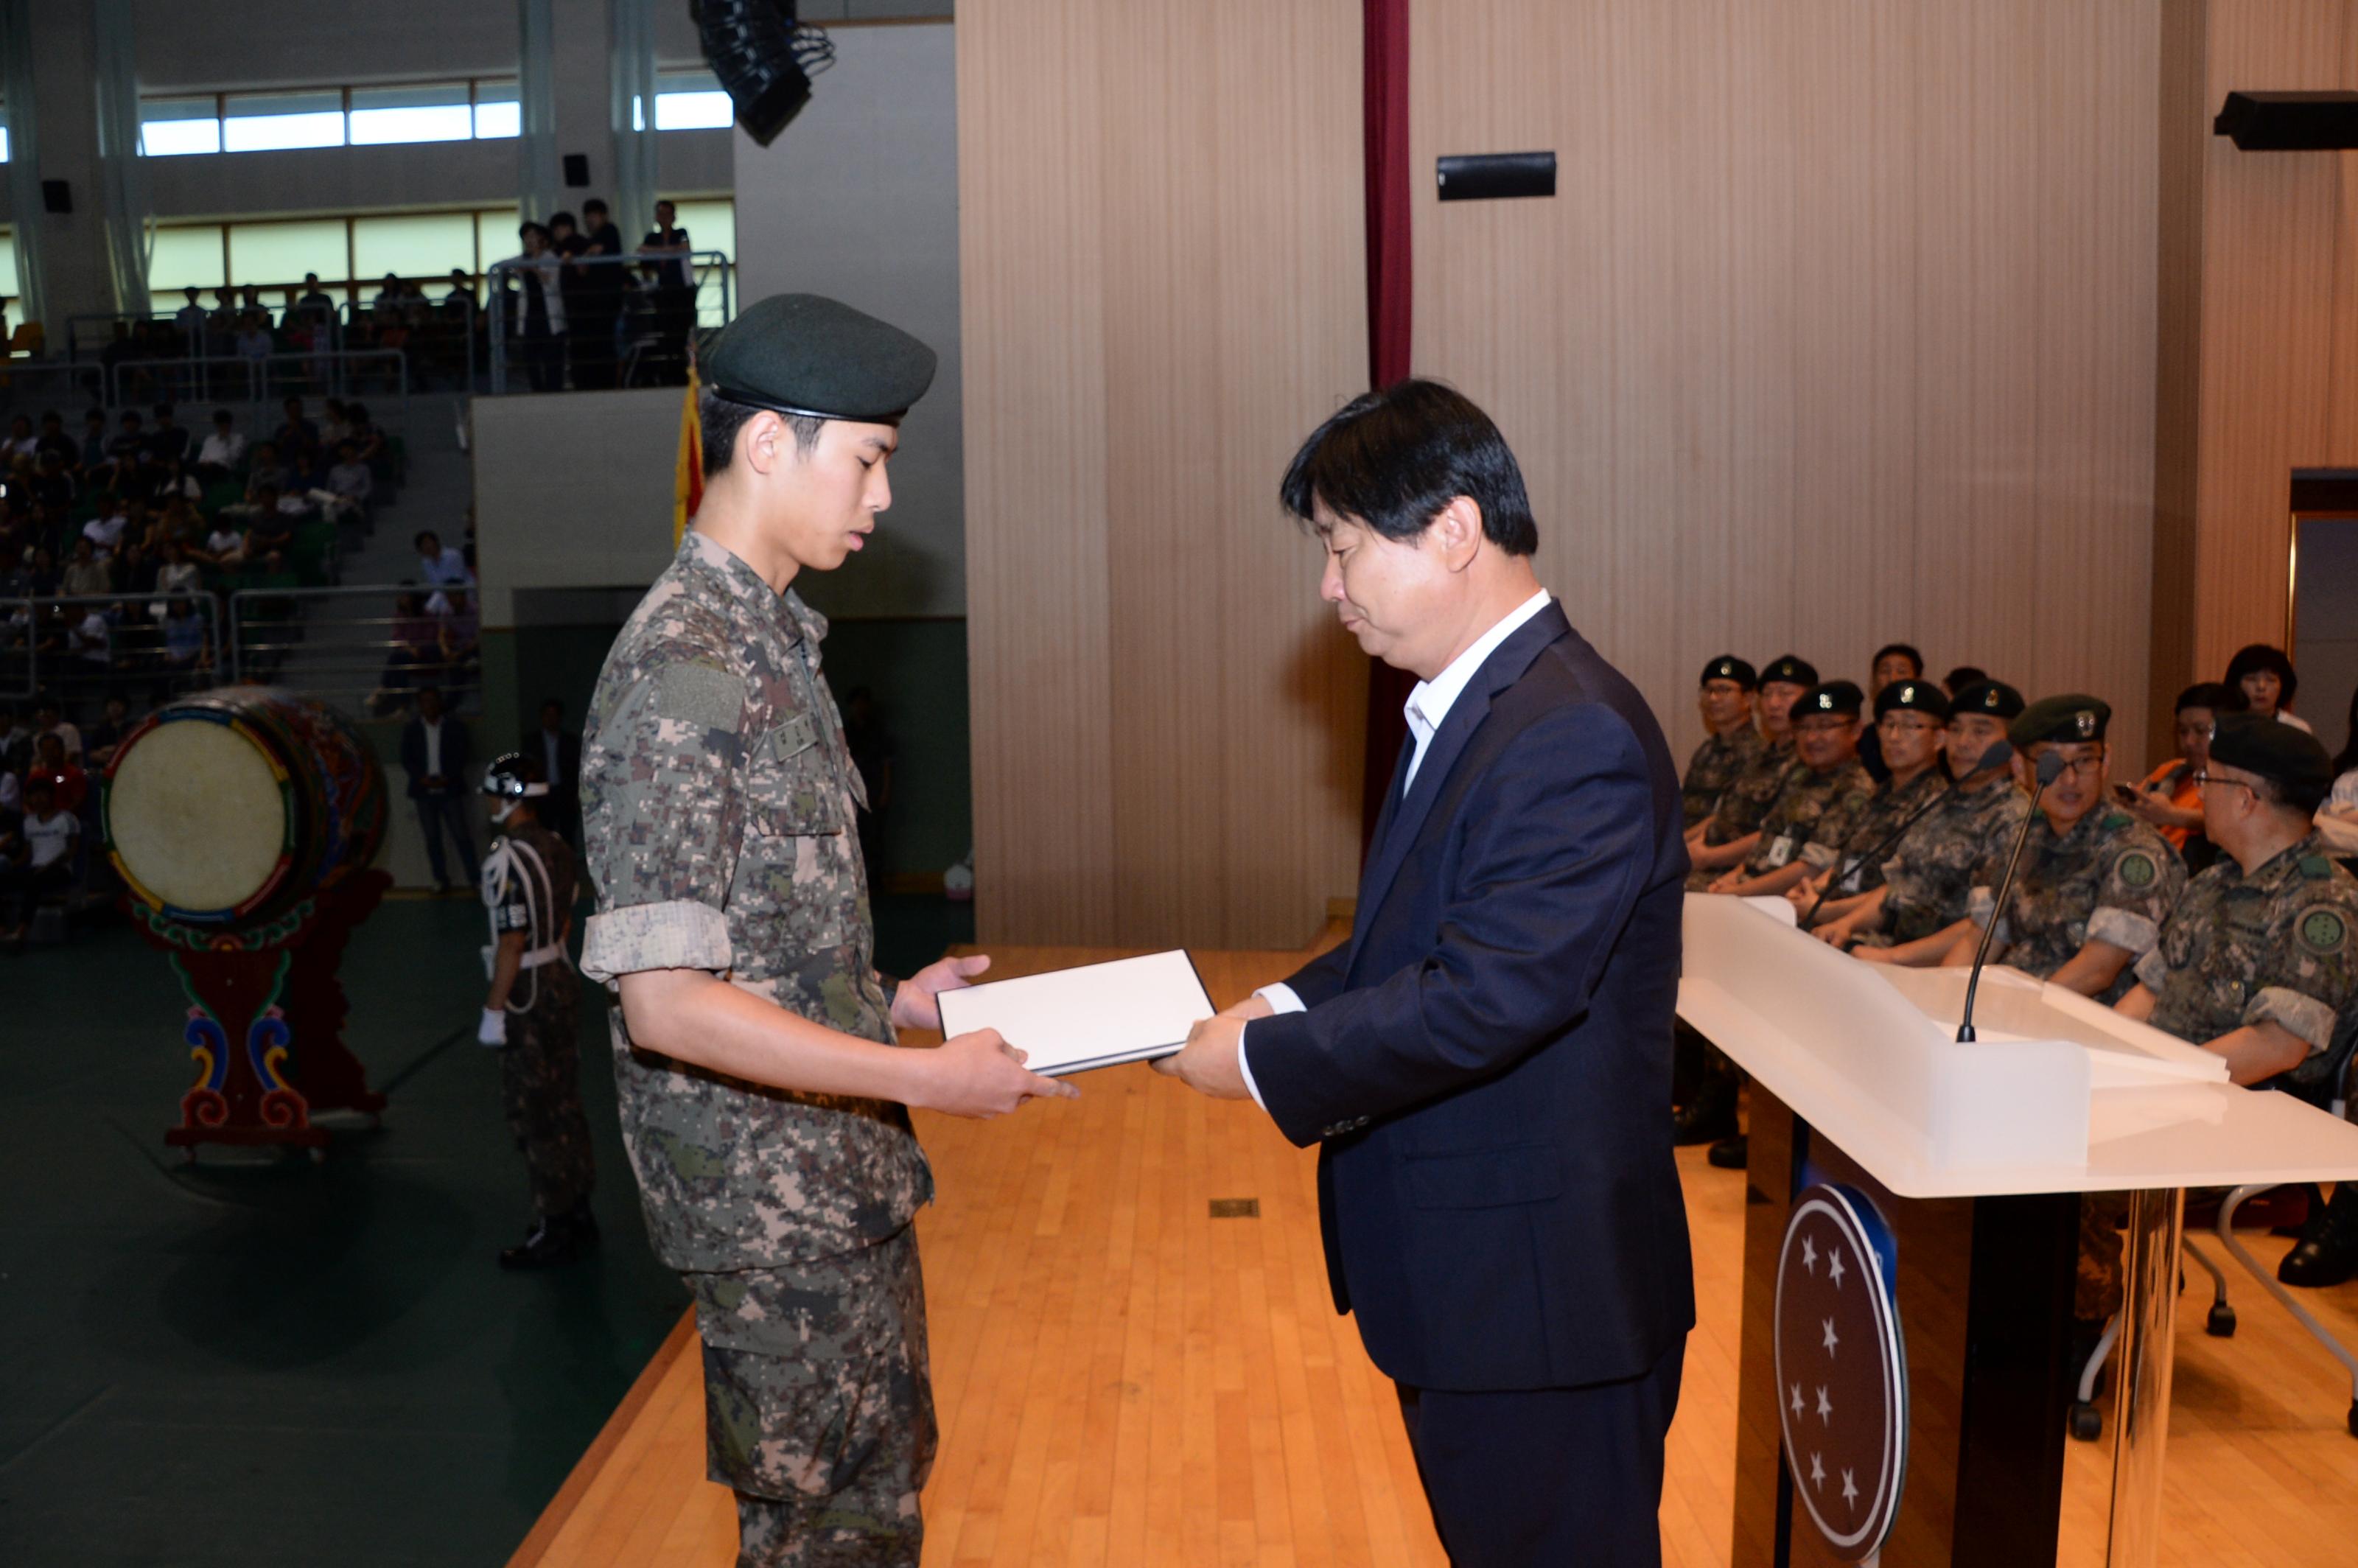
xmin=421 ymin=716 xmax=445 ymax=779
xmin=1237 ymin=589 xmax=1553 ymax=1110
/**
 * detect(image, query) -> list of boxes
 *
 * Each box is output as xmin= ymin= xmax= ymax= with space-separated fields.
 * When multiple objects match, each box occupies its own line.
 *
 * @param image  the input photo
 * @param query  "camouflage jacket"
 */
xmin=1984 ymin=808 xmax=2183 ymax=997
xmin=1875 ymin=774 xmax=2029 ymax=944
xmin=1740 ymin=758 xmax=1875 ymax=877
xmin=1682 ymin=724 xmax=1766 ymax=829
xmin=1811 ymin=766 xmax=1949 ymax=897
xmin=2135 ymin=833 xmax=2358 ymax=1056
xmin=1700 ymin=735 xmax=1795 ymax=845
xmin=578 ymin=530 xmax=930 ymax=1273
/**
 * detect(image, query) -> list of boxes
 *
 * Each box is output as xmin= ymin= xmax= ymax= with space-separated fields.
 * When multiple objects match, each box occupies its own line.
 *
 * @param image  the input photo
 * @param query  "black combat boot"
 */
xmin=2279 ymin=1183 xmax=2358 ymax=1289
xmin=500 ymin=1203 xmax=595 ymax=1270
xmin=1706 ymin=1133 xmax=1749 ymax=1169
xmin=1673 ymin=1057 xmax=1740 ymax=1146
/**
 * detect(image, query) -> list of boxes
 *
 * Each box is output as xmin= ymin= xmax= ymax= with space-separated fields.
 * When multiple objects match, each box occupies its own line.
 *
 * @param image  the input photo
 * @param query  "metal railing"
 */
xmin=484 ymin=249 xmax=732 ymax=393
xmin=102 ymin=351 xmax=410 ymax=414
xmin=226 ymin=582 xmax=481 ymax=716
xmin=0 ymin=591 xmax=225 ymax=704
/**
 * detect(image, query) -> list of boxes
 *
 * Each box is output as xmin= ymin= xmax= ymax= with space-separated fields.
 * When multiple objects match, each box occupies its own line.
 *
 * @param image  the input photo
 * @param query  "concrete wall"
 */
xmin=472 ymin=386 xmax=681 ymax=628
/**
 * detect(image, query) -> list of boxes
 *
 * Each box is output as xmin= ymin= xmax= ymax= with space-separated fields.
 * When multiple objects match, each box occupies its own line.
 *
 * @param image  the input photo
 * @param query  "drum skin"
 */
xmin=101 ymin=687 xmax=388 ymax=926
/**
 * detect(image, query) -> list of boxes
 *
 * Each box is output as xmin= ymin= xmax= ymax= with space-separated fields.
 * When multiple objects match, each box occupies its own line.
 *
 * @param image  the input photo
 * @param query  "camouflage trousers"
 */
xmin=2077 ymin=1191 xmax=2130 ymax=1321
xmin=686 ymin=1226 xmax=936 ymax=1567
xmin=499 ymin=973 xmax=595 ymax=1217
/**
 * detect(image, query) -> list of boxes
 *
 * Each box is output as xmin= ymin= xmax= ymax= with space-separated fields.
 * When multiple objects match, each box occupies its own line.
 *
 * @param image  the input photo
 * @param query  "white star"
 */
xmin=1841 ymin=1468 xmax=1858 ymax=1507
xmin=1816 ymin=1385 xmax=1832 ymax=1424
xmin=1822 ymin=1316 xmax=1839 ymax=1357
xmin=1802 ymin=1235 xmax=1818 ymax=1273
xmin=1828 ymin=1247 xmax=1847 ymax=1289
xmin=1809 ymin=1452 xmax=1825 ymax=1488
xmin=1790 ymin=1382 xmax=1804 ymax=1418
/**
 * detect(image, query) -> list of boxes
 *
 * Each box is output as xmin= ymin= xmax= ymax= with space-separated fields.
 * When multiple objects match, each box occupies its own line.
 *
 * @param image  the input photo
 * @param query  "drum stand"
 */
xmin=131 ymin=869 xmax=392 ymax=1160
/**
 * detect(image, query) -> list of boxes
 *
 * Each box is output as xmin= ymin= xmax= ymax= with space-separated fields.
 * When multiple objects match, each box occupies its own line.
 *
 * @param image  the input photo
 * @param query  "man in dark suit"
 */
xmin=1159 ymin=380 xmax=1696 ymax=1566
xmin=400 ymin=683 xmax=478 ymax=892
xmin=522 ymin=696 xmax=583 ymax=847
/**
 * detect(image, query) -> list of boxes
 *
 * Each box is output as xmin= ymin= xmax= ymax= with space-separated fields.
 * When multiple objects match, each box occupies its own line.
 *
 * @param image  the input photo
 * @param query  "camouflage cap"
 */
xmin=1875 ymin=678 xmax=1952 ymax=722
xmin=704 ymin=293 xmax=937 ymax=422
xmin=1760 ymin=654 xmax=1819 ymax=691
xmin=1701 ymin=654 xmax=1758 ymax=690
xmin=2208 ymin=711 xmax=2334 ymax=807
xmin=2010 ymin=694 xmax=2110 ymax=748
xmin=1951 ymin=679 xmax=2025 ymax=720
xmin=1795 ymin=679 xmax=1865 ymax=719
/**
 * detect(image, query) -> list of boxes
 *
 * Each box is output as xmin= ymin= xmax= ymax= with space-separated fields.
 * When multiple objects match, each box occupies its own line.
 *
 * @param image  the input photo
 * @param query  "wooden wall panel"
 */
xmin=1410 ymin=1 xmax=2162 ymax=765
xmin=960 ymin=0 xmax=1367 ymax=950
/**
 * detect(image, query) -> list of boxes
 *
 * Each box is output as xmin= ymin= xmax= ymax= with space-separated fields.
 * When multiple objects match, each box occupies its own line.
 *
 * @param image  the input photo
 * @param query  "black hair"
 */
xmin=1942 ymin=665 xmax=1985 ymax=695
xmin=1872 ymin=643 xmax=1925 ymax=677
xmin=213 ymin=407 xmax=234 ymax=422
xmin=153 ymin=403 xmax=173 ymax=419
xmin=2224 ymin=643 xmax=2298 ymax=707
xmin=2175 ymin=681 xmax=2233 ymax=715
xmin=699 ymin=387 xmax=822 ymax=478
xmin=2337 ymin=685 xmax=2358 ymax=778
xmin=38 ymin=409 xmax=59 ymax=423
xmin=414 ymin=530 xmax=441 ymax=550
xmin=1278 ymin=379 xmax=1537 ymax=555
xmin=549 ymin=210 xmax=578 ymax=231
xmin=584 ymin=197 xmax=608 ymax=214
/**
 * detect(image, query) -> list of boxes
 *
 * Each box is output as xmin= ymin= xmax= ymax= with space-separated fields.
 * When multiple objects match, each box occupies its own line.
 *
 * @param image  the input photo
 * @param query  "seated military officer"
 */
xmin=1857 ymin=643 xmax=1927 ymax=783
xmin=1922 ymin=696 xmax=2185 ymax=1000
xmin=1826 ymin=679 xmax=2027 ymax=952
xmin=1704 ymin=679 xmax=1874 ymax=899
xmin=1786 ymin=678 xmax=1951 ymax=927
xmin=1685 ymin=654 xmax=1815 ymax=878
xmin=1682 ymin=655 xmax=1763 ymax=829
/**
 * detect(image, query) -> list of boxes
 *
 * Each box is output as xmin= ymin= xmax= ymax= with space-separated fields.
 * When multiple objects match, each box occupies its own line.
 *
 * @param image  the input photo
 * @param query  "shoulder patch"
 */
xmin=654 ymin=662 xmax=746 ymax=735
xmin=2298 ymin=906 xmax=2348 ymax=955
xmin=2301 ymin=854 xmax=2335 ymax=881
xmin=2116 ymin=850 xmax=2158 ymax=889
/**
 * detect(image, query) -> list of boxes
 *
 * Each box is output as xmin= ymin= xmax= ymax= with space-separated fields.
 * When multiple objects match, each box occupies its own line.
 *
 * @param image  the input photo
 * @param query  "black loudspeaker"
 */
xmin=2214 ymin=91 xmax=2358 ymax=150
xmin=41 ymin=180 xmax=70 ymax=214
xmin=699 ymin=0 xmax=836 ymax=146
xmin=1435 ymin=152 xmax=1556 ymax=202
xmin=562 ymin=153 xmax=590 ymax=188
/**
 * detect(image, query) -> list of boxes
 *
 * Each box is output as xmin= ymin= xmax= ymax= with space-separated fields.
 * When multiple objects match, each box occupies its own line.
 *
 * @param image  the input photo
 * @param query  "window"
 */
xmin=223 ymin=91 xmax=346 ymax=153
xmin=141 ymin=97 xmax=223 ymax=158
xmin=0 ymin=234 xmax=19 ymax=303
xmin=476 ymin=208 xmax=526 ymax=273
xmin=475 ymin=80 xmax=520 ymax=141
xmin=1 ymin=125 xmax=10 ymax=164
xmin=228 ymin=219 xmax=349 ymax=290
xmin=354 ymin=212 xmax=476 ymax=285
xmin=349 ymin=84 xmax=472 ymax=147
xmin=149 ymin=227 xmax=231 ymax=317
xmin=654 ymin=69 xmax=734 ymax=131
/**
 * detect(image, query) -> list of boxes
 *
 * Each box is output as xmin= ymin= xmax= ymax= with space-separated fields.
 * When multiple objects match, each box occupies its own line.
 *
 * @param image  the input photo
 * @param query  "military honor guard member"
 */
xmin=1684 ymin=653 xmax=1815 ymax=877
xmin=1701 ymin=679 xmax=1874 ymax=898
xmin=1681 ymin=655 xmax=1764 ymax=828
xmin=576 ymin=294 xmax=1073 ymax=1567
xmin=477 ymin=752 xmax=595 ymax=1268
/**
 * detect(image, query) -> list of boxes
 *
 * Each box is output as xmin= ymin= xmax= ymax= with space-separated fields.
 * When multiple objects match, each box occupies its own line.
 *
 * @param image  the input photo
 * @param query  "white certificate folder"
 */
xmin=933 ymin=950 xmax=1217 ymax=1077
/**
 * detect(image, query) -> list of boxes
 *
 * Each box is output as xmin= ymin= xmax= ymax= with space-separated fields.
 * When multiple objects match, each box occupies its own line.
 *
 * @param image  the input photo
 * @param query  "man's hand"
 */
xmin=1219 ymin=993 xmax=1275 ymax=1023
xmin=892 ymin=952 xmax=991 ymax=1032
xmin=1851 ymin=942 xmax=1895 ymax=965
xmin=1707 ymin=869 xmax=1743 ymax=895
xmin=1152 ymin=1014 xmax=1250 ymax=1099
xmin=914 ymin=1028 xmax=1077 ymax=1118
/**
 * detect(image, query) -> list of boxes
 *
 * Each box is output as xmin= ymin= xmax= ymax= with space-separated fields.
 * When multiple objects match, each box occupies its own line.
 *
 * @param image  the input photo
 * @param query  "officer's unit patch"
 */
xmin=2299 ymin=907 xmax=2347 ymax=955
xmin=2117 ymin=851 xmax=2158 ymax=889
xmin=655 ymin=661 xmax=746 ymax=734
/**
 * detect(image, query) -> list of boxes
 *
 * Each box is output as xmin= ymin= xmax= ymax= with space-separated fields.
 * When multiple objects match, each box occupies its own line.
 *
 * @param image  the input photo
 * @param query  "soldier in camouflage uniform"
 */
xmin=1836 ymin=679 xmax=2030 ymax=953
xmin=1701 ymin=680 xmax=1874 ymax=897
xmin=1788 ymin=679 xmax=1952 ymax=923
xmin=1681 ymin=655 xmax=1764 ymax=828
xmin=576 ymin=295 xmax=1071 ymax=1568
xmin=477 ymin=752 xmax=595 ymax=1268
xmin=1685 ymin=653 xmax=1815 ymax=883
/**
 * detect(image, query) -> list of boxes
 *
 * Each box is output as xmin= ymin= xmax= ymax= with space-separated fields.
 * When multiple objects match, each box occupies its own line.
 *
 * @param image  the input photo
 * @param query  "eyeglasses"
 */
xmin=2189 ymin=771 xmax=2254 ymax=794
xmin=1877 ymin=716 xmax=1942 ymax=735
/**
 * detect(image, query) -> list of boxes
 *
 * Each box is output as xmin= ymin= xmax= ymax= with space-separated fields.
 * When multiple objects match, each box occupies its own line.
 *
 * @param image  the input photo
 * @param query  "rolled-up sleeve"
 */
xmin=2240 ymin=893 xmax=2358 ymax=1054
xmin=583 ymin=900 xmax=735 ymax=985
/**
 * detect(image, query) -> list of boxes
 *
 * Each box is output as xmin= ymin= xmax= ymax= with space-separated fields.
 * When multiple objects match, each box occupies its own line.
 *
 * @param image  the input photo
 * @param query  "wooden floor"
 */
xmin=512 ymin=943 xmax=2358 ymax=1568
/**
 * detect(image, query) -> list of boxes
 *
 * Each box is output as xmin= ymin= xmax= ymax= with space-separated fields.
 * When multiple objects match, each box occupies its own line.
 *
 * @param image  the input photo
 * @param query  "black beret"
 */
xmin=704 ymin=293 xmax=938 ymax=422
xmin=1951 ymin=679 xmax=2024 ymax=720
xmin=1700 ymin=655 xmax=1757 ymax=690
xmin=1794 ymin=680 xmax=1864 ymax=719
xmin=1875 ymin=679 xmax=1952 ymax=722
xmin=2208 ymin=712 xmax=2334 ymax=807
xmin=2009 ymin=694 xmax=2110 ymax=748
xmin=1760 ymin=654 xmax=1819 ymax=690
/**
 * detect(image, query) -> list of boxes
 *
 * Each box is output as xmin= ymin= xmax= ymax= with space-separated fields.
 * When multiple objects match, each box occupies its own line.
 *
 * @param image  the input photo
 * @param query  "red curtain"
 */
xmin=1360 ymin=0 xmax=1417 ymax=852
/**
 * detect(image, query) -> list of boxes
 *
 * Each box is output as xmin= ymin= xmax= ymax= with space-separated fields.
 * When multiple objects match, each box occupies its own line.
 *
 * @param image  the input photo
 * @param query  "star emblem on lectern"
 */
xmin=1828 ymin=1248 xmax=1847 ymax=1288
xmin=1822 ymin=1316 xmax=1839 ymax=1356
xmin=1774 ymin=1185 xmax=1909 ymax=1557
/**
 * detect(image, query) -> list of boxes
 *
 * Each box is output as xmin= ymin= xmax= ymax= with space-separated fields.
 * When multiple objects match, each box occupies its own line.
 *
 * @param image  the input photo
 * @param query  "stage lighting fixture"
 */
xmin=695 ymin=0 xmax=837 ymax=146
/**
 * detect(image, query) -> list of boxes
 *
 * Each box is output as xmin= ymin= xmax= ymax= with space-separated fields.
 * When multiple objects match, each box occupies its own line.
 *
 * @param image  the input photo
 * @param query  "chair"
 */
xmin=2069 ymin=1007 xmax=2358 ymax=1441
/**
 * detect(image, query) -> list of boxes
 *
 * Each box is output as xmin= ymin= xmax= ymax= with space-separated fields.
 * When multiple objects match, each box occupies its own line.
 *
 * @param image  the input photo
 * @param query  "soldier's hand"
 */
xmin=892 ymin=952 xmax=993 ymax=1032
xmin=919 ymin=1028 xmax=1077 ymax=1118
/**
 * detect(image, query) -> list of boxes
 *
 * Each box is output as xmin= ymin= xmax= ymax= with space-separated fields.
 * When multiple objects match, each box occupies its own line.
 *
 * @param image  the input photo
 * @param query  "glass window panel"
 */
xmin=475 ymin=80 xmax=519 ymax=140
xmin=0 ymin=125 xmax=10 ymax=164
xmin=477 ymin=207 xmax=525 ymax=271
xmin=349 ymin=83 xmax=472 ymax=147
xmin=223 ymin=91 xmax=346 ymax=153
xmin=141 ymin=97 xmax=223 ymax=158
xmin=0 ymin=237 xmax=20 ymax=302
xmin=149 ymin=225 xmax=228 ymax=298
xmin=353 ymin=211 xmax=475 ymax=285
xmin=670 ymin=199 xmax=735 ymax=261
xmin=654 ymin=89 xmax=733 ymax=131
xmin=228 ymin=219 xmax=349 ymax=292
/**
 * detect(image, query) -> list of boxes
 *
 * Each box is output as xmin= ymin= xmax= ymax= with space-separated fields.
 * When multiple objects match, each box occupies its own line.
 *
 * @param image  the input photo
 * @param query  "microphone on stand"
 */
xmin=1799 ymin=742 xmax=2016 ymax=931
xmin=1956 ymin=747 xmax=2065 ymax=1043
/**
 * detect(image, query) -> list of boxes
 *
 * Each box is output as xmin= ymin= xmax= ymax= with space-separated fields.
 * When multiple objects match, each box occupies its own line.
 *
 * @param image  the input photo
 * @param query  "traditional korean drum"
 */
xmin=102 ymin=687 xmax=387 ymax=925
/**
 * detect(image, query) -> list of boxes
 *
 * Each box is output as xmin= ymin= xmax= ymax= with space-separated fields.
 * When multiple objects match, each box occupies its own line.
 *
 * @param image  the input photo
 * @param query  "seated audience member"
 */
xmin=1856 ymin=642 xmax=1927 ymax=783
xmin=30 ymin=447 xmax=79 ymax=514
xmin=242 ymin=491 xmax=301 ymax=559
xmin=116 ymin=539 xmax=159 ymax=601
xmin=2226 ymin=642 xmax=2309 ymax=732
xmin=2124 ymin=682 xmax=2231 ymax=867
xmin=201 ymin=515 xmax=250 ymax=569
xmin=77 ymin=407 xmax=111 ymax=475
xmin=238 ymin=442 xmax=292 ymax=509
xmin=414 ymin=529 xmax=475 ymax=594
xmin=154 ymin=538 xmax=202 ymax=602
xmin=2317 ymin=686 xmax=2358 ymax=858
xmin=0 ymin=698 xmax=32 ymax=774
xmin=321 ymin=441 xmax=374 ymax=519
xmin=196 ymin=409 xmax=247 ymax=478
xmin=60 ymin=537 xmax=114 ymax=598
xmin=105 ymin=410 xmax=148 ymax=470
xmin=147 ymin=405 xmax=190 ymax=465
xmin=1704 ymin=680 xmax=1875 ymax=897
xmin=1787 ymin=679 xmax=1951 ymax=917
xmin=82 ymin=694 xmax=133 ymax=772
xmin=1681 ymin=655 xmax=1763 ymax=829
xmin=1942 ymin=665 xmax=1987 ymax=697
xmin=234 ymin=312 xmax=275 ymax=364
xmin=319 ymin=399 xmax=353 ymax=448
xmin=1687 ymin=654 xmax=1816 ymax=878
xmin=274 ymin=396 xmax=318 ymax=455
xmin=0 ymin=777 xmax=78 ymax=943
xmin=29 ymin=731 xmax=88 ymax=815
xmin=1 ymin=414 xmax=36 ymax=461
xmin=66 ymin=606 xmax=111 ymax=673
xmin=343 ymin=403 xmax=387 ymax=467
xmin=159 ymin=597 xmax=210 ymax=678
xmin=32 ymin=410 xmax=76 ymax=468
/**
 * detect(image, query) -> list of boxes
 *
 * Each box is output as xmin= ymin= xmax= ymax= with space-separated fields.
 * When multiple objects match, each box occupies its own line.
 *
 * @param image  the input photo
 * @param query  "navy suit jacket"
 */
xmin=1248 ymin=602 xmax=1696 ymax=1392
xmin=400 ymin=714 xmax=472 ymax=799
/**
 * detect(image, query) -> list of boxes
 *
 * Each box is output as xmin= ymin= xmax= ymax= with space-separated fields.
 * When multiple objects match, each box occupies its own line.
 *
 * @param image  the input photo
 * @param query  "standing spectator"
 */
xmin=0 ymin=777 xmax=77 ymax=943
xmin=173 ymin=287 xmax=210 ymax=343
xmin=638 ymin=198 xmax=695 ymax=377
xmin=2225 ymin=643 xmax=2309 ymax=732
xmin=523 ymin=696 xmax=582 ymax=846
xmin=548 ymin=211 xmax=590 ymax=388
xmin=573 ymin=199 xmax=629 ymax=390
xmin=196 ymin=408 xmax=247 ymax=478
xmin=291 ymin=273 xmax=337 ymax=329
xmin=501 ymin=223 xmax=565 ymax=393
xmin=401 ymin=685 xmax=477 ymax=893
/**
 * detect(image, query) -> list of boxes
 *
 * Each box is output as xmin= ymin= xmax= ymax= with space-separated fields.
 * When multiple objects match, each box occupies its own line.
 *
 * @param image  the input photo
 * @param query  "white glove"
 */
xmin=477 ymin=1007 xmax=509 ymax=1047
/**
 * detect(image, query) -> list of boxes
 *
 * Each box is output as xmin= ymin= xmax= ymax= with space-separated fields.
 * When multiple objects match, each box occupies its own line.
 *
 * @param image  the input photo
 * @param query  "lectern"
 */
xmin=1679 ymin=895 xmax=2358 ymax=1567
